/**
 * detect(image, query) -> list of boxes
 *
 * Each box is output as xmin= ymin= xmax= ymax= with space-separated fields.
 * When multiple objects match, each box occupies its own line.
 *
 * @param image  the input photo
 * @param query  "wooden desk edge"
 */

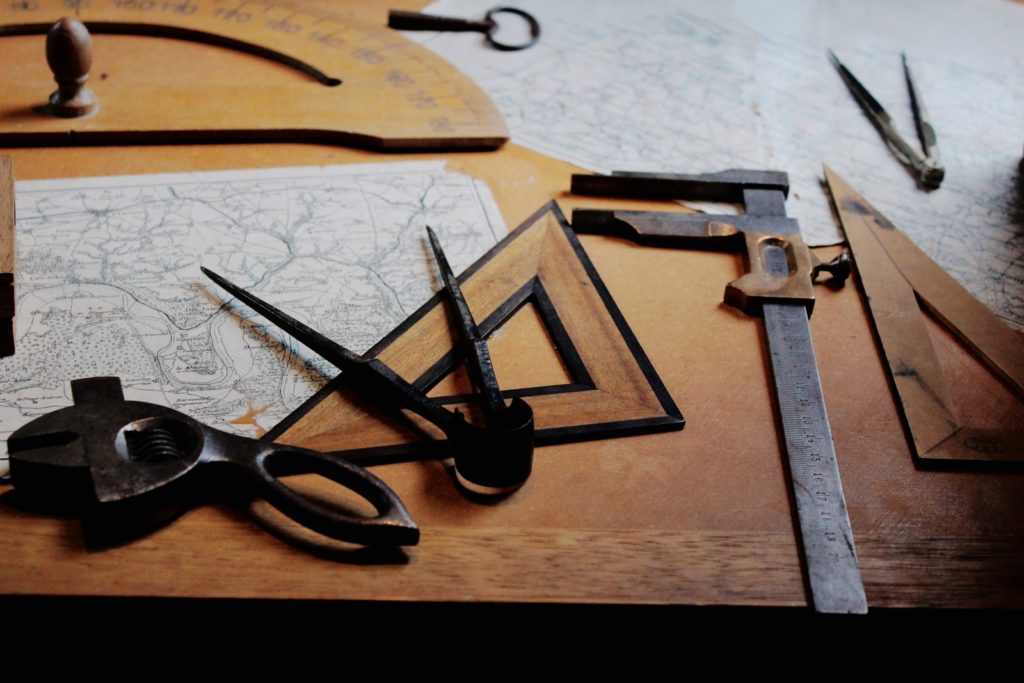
xmin=0 ymin=155 xmax=13 ymax=356
xmin=1 ymin=519 xmax=1021 ymax=608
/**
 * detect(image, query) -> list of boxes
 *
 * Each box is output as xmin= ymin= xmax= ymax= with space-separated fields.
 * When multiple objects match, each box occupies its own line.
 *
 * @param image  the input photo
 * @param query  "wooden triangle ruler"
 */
xmin=825 ymin=166 xmax=1024 ymax=464
xmin=267 ymin=201 xmax=684 ymax=461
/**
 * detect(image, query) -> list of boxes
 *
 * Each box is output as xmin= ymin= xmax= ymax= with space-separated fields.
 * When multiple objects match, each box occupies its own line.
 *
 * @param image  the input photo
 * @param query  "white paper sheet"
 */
xmin=0 ymin=161 xmax=505 ymax=476
xmin=410 ymin=0 xmax=1024 ymax=329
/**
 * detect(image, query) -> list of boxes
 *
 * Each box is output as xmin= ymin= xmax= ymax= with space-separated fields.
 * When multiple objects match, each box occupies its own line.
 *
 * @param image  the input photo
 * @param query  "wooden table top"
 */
xmin=1 ymin=0 xmax=1021 ymax=610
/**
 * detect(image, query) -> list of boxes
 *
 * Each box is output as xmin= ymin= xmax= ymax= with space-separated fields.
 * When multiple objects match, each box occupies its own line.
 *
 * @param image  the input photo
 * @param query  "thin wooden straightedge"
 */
xmin=825 ymin=166 xmax=1024 ymax=463
xmin=270 ymin=201 xmax=684 ymax=459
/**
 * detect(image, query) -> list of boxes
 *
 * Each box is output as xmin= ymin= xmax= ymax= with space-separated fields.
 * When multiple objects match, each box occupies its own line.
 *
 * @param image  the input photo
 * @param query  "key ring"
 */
xmin=482 ymin=7 xmax=540 ymax=51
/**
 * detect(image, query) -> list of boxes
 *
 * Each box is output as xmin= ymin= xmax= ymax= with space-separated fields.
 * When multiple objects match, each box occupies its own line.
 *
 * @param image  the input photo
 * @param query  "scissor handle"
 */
xmin=239 ymin=445 xmax=420 ymax=547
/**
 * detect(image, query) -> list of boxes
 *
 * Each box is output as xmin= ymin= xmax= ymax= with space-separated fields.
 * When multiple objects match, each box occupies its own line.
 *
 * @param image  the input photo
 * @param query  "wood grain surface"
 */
xmin=0 ymin=155 xmax=13 ymax=355
xmin=0 ymin=1 xmax=1022 ymax=609
xmin=274 ymin=203 xmax=682 ymax=456
xmin=826 ymin=166 xmax=1024 ymax=464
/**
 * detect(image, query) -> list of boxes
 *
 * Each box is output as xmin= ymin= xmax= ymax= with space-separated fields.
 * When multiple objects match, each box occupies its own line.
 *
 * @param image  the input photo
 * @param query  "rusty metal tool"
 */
xmin=202 ymin=266 xmax=535 ymax=493
xmin=572 ymin=169 xmax=866 ymax=614
xmin=829 ymin=50 xmax=944 ymax=190
xmin=388 ymin=6 xmax=540 ymax=51
xmin=426 ymin=226 xmax=534 ymax=493
xmin=7 ymin=376 xmax=419 ymax=547
xmin=825 ymin=166 xmax=1024 ymax=464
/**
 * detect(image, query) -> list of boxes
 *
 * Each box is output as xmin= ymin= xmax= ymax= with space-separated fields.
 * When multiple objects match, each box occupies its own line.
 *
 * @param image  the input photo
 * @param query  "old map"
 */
xmin=414 ymin=0 xmax=1024 ymax=330
xmin=0 ymin=161 xmax=504 ymax=476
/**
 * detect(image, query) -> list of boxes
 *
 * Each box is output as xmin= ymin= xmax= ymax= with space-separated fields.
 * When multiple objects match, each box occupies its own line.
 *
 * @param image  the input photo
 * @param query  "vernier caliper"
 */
xmin=572 ymin=169 xmax=866 ymax=614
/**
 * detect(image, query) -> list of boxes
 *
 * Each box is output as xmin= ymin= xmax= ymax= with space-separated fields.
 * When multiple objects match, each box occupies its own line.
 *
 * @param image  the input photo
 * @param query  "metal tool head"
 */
xmin=10 ymin=375 xmax=421 ymax=547
xmin=571 ymin=170 xmax=845 ymax=315
xmin=7 ymin=376 xmax=204 ymax=543
xmin=8 ymin=377 xmax=203 ymax=509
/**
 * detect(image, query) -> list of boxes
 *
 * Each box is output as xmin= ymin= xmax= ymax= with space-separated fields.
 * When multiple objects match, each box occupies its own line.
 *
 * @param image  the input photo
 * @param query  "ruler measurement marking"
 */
xmin=763 ymin=303 xmax=867 ymax=614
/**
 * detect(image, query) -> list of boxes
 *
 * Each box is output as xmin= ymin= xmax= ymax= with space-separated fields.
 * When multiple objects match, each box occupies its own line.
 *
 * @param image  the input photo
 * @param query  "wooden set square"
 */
xmin=267 ymin=202 xmax=684 ymax=462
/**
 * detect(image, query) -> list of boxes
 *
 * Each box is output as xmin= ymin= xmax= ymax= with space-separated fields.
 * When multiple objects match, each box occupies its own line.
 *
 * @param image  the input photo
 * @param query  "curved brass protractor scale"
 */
xmin=0 ymin=0 xmax=507 ymax=149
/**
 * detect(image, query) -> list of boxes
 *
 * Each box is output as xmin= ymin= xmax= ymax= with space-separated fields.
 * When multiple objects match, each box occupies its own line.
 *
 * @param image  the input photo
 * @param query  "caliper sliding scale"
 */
xmin=572 ymin=169 xmax=867 ymax=614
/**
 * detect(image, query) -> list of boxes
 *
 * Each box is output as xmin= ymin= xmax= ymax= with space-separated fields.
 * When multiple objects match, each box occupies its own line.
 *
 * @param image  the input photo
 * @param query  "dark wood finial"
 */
xmin=46 ymin=17 xmax=98 ymax=118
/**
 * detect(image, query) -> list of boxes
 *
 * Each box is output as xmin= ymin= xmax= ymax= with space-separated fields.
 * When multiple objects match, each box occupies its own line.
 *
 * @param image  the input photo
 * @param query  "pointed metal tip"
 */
xmin=425 ymin=225 xmax=443 ymax=255
xmin=426 ymin=226 xmax=452 ymax=274
xmin=827 ymin=48 xmax=840 ymax=66
xmin=200 ymin=266 xmax=230 ymax=289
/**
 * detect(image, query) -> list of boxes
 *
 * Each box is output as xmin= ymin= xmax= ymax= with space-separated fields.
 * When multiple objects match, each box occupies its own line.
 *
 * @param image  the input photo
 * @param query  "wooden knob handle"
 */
xmin=46 ymin=17 xmax=98 ymax=118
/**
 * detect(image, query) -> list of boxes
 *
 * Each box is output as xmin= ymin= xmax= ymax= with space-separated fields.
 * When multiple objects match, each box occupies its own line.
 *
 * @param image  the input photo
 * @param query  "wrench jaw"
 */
xmin=7 ymin=377 xmax=208 ymax=542
xmin=81 ymin=414 xmax=208 ymax=545
xmin=77 ymin=474 xmax=200 ymax=548
xmin=102 ymin=415 xmax=205 ymax=502
xmin=9 ymin=376 xmax=423 ymax=549
xmin=8 ymin=421 xmax=91 ymax=511
xmin=7 ymin=414 xmax=196 ymax=542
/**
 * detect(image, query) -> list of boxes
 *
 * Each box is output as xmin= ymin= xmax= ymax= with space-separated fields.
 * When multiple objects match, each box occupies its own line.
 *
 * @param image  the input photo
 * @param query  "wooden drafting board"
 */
xmin=270 ymin=202 xmax=684 ymax=457
xmin=3 ymin=142 xmax=1021 ymax=609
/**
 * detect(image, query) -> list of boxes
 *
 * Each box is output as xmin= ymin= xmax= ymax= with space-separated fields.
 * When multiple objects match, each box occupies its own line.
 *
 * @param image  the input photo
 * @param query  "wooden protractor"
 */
xmin=0 ymin=0 xmax=507 ymax=149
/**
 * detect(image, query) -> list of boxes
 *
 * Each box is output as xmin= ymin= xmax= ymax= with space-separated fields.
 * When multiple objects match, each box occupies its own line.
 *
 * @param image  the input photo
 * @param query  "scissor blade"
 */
xmin=201 ymin=267 xmax=457 ymax=429
xmin=426 ymin=226 xmax=507 ymax=419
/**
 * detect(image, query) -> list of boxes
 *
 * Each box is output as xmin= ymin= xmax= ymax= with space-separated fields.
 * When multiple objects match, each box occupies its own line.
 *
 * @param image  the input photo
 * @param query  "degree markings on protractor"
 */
xmin=0 ymin=0 xmax=507 ymax=148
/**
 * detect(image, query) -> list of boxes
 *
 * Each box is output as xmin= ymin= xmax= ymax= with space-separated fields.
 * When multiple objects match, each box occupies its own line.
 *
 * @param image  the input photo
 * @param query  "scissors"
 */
xmin=829 ymin=50 xmax=944 ymax=189
xmin=388 ymin=6 xmax=541 ymax=51
xmin=7 ymin=376 xmax=419 ymax=547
